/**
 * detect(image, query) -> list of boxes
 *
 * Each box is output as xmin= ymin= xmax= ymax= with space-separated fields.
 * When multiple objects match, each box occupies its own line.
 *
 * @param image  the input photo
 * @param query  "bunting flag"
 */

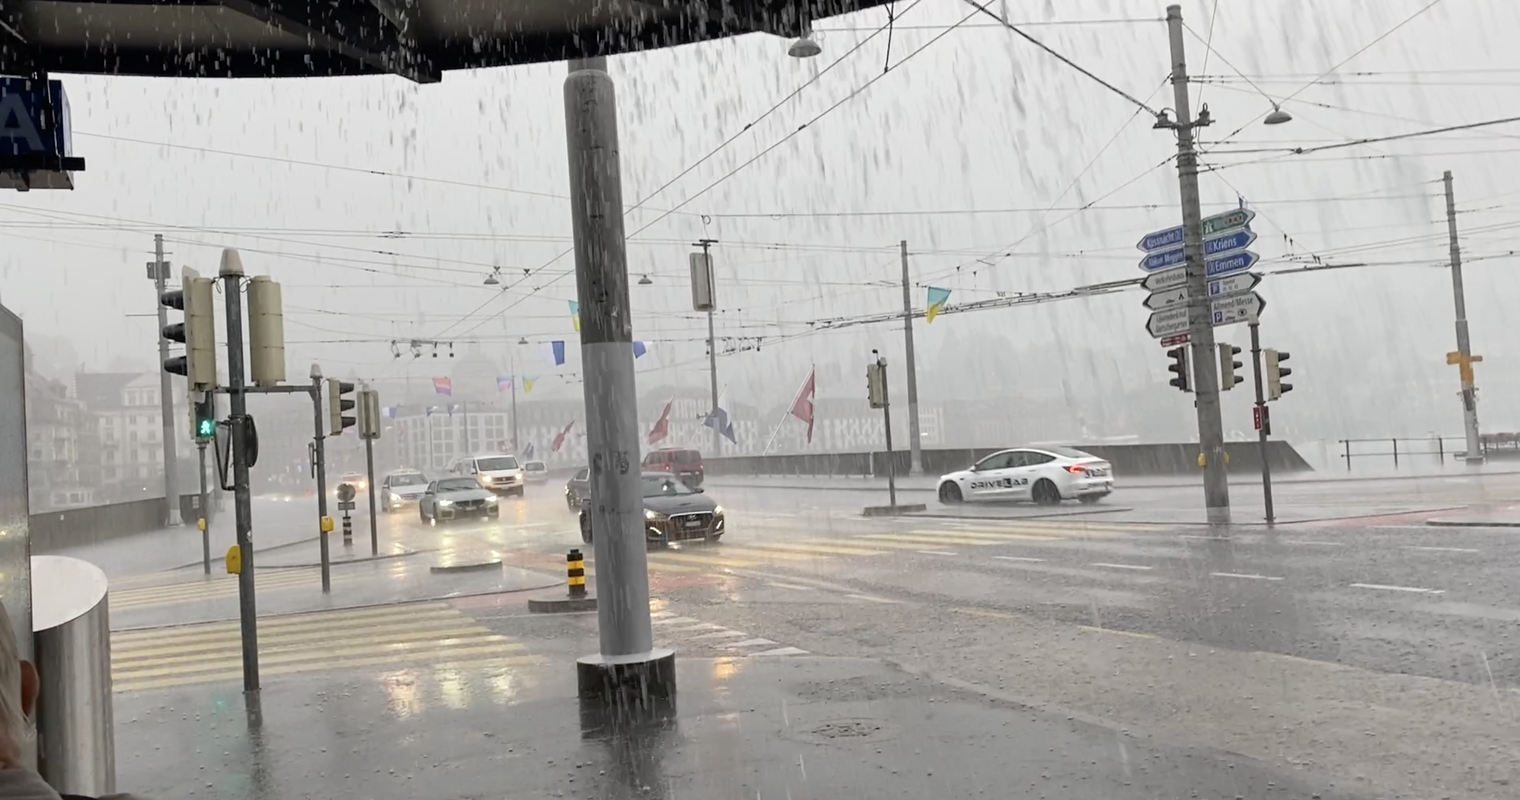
xmin=552 ymin=420 xmax=576 ymax=452
xmin=648 ymin=398 xmax=673 ymax=445
xmin=523 ymin=442 xmax=536 ymax=459
xmin=496 ymin=376 xmax=514 ymax=392
xmin=925 ymin=287 xmax=951 ymax=324
xmin=568 ymin=300 xmax=581 ymax=332
xmin=789 ymin=368 xmax=816 ymax=444
xmin=632 ymin=341 xmax=648 ymax=359
xmin=523 ymin=376 xmax=538 ymax=393
xmin=432 ymin=376 xmax=453 ymax=396
xmin=447 ymin=403 xmax=460 ymax=416
xmin=548 ymin=340 xmax=567 ymax=367
xmin=383 ymin=406 xmax=398 ymax=419
xmin=425 ymin=405 xmax=440 ymax=417
xmin=704 ymin=404 xmax=736 ymax=445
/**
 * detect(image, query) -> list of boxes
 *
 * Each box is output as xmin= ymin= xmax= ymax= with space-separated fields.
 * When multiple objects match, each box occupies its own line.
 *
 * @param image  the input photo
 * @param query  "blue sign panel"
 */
xmin=0 ymin=78 xmax=73 ymax=159
xmin=1138 ymin=229 xmax=1257 ymax=272
xmin=1204 ymin=250 xmax=1259 ymax=279
xmin=1137 ymin=208 xmax=1256 ymax=254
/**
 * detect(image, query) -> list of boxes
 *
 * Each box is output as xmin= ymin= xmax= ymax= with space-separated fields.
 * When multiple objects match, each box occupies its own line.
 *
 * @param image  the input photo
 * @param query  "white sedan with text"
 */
xmin=937 ymin=446 xmax=1114 ymax=506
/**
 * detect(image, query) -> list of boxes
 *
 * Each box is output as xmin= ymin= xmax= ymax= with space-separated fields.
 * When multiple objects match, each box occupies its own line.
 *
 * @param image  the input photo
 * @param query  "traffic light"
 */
xmin=161 ymin=267 xmax=218 ymax=391
xmin=866 ymin=360 xmax=887 ymax=409
xmin=1218 ymin=343 xmax=1244 ymax=391
xmin=192 ymin=392 xmax=216 ymax=441
xmin=1266 ymin=349 xmax=1293 ymax=400
xmin=358 ymin=388 xmax=382 ymax=439
xmin=1166 ymin=346 xmax=1191 ymax=393
xmin=247 ymin=275 xmax=287 ymax=386
xmin=328 ymin=379 xmax=356 ymax=434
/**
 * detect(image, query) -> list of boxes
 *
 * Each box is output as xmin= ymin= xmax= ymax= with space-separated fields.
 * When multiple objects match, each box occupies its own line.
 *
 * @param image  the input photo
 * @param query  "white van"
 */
xmin=450 ymin=454 xmax=526 ymax=497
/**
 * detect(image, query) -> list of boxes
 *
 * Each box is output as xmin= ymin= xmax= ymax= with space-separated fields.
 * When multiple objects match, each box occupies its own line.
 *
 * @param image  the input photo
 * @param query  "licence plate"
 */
xmin=1088 ymin=469 xmax=1107 ymax=476
xmin=684 ymin=519 xmax=703 ymax=528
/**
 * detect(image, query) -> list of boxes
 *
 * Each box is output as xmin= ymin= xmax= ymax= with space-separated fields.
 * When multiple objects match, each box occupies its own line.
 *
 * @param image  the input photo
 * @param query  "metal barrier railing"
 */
xmin=1336 ymin=436 xmax=1482 ymax=470
xmin=32 ymin=555 xmax=114 ymax=796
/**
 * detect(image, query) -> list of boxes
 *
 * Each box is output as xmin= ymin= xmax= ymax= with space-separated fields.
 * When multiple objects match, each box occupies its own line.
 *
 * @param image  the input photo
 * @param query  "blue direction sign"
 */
xmin=1204 ymin=250 xmax=1258 ymax=279
xmin=1138 ymin=229 xmax=1257 ymax=272
xmin=1136 ymin=208 xmax=1256 ymax=253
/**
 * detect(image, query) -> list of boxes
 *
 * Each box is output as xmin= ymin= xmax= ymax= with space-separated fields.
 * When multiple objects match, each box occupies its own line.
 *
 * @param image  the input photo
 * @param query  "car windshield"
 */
xmin=389 ymin=474 xmax=425 ymax=486
xmin=1044 ymin=446 xmax=1097 ymax=459
xmin=435 ymin=478 xmax=478 ymax=492
xmin=641 ymin=474 xmax=695 ymax=497
xmin=475 ymin=456 xmax=519 ymax=471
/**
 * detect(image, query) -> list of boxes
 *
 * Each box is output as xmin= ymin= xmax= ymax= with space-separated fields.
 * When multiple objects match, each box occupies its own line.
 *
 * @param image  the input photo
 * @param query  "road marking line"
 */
xmin=844 ymin=593 xmax=902 ymax=604
xmin=1210 ymin=572 xmax=1284 ymax=581
xmin=1404 ymin=546 xmax=1481 ymax=554
xmin=952 ymin=607 xmax=1015 ymax=619
xmin=765 ymin=581 xmax=813 ymax=591
xmin=916 ymin=549 xmax=960 ymax=556
xmin=1090 ymin=562 xmax=1152 ymax=571
xmin=751 ymin=646 xmax=809 ymax=656
xmin=1282 ymin=540 xmax=1343 ymax=547
xmin=651 ymin=616 xmax=700 ymax=626
xmin=1349 ymin=583 xmax=1445 ymax=595
xmin=993 ymin=556 xmax=1045 ymax=563
xmin=688 ymin=629 xmax=751 ymax=640
xmin=724 ymin=638 xmax=777 ymax=648
xmin=1077 ymin=625 xmax=1156 ymax=639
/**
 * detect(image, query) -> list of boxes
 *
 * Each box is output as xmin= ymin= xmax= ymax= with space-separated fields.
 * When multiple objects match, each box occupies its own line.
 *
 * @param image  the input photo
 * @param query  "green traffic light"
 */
xmin=197 ymin=418 xmax=215 ymax=438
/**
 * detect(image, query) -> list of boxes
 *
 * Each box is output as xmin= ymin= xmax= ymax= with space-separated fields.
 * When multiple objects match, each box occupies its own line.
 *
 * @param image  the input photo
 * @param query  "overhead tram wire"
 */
xmin=443 ymin=3 xmax=980 ymax=344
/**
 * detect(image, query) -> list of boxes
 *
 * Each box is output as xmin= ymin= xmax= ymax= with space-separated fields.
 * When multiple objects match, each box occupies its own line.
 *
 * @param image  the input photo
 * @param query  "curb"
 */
xmin=1426 ymin=518 xmax=1520 ymax=528
xmin=258 ymin=548 xmax=427 ymax=571
xmin=861 ymin=503 xmax=928 ymax=517
xmin=907 ymin=506 xmax=1134 ymax=522
xmin=528 ymin=595 xmax=598 ymax=613
xmin=430 ymin=559 xmax=505 ymax=574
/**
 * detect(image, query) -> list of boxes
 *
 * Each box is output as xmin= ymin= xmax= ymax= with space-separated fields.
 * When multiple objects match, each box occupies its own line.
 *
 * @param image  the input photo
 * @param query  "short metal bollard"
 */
xmin=31 ymin=555 xmax=115 ymax=797
xmin=342 ymin=511 xmax=353 ymax=546
xmin=567 ymin=549 xmax=587 ymax=598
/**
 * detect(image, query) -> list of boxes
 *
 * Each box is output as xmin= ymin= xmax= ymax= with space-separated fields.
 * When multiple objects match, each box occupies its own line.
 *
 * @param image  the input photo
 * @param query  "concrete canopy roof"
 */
xmin=0 ymin=0 xmax=891 ymax=82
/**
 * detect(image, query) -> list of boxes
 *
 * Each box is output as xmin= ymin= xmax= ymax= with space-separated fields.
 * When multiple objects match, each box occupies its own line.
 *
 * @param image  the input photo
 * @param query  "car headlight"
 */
xmin=389 ymin=493 xmax=401 ymax=503
xmin=712 ymin=505 xmax=724 ymax=516
xmin=484 ymin=495 xmax=499 ymax=504
xmin=438 ymin=499 xmax=453 ymax=507
xmin=644 ymin=508 xmax=664 ymax=521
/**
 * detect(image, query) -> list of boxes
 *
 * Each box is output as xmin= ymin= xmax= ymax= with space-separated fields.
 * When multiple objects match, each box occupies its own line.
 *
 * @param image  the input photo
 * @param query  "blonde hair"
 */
xmin=0 ymin=598 xmax=26 ymax=757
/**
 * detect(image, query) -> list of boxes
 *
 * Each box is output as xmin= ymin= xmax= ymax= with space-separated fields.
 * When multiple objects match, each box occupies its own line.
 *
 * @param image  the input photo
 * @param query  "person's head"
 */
xmin=0 ymin=599 xmax=38 ymax=768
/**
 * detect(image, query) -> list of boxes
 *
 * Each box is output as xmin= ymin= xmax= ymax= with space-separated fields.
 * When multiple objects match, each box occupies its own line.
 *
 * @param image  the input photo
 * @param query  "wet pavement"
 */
xmin=80 ymin=479 xmax=1520 ymax=800
xmin=115 ymin=653 xmax=1364 ymax=800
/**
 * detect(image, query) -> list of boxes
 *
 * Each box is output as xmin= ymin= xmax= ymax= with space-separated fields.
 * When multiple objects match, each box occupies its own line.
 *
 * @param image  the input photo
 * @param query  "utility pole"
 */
xmin=149 ymin=233 xmax=181 ymax=527
xmin=697 ymin=238 xmax=720 ymax=454
xmin=564 ymin=56 xmax=671 ymax=700
xmin=1443 ymin=170 xmax=1483 ymax=464
xmin=197 ymin=440 xmax=210 ymax=573
xmin=899 ymin=240 xmax=923 ymax=475
xmin=310 ymin=368 xmax=331 ymax=594
xmin=218 ymin=249 xmax=259 ymax=695
xmin=461 ymin=401 xmax=471 ymax=454
xmin=1247 ymin=314 xmax=1275 ymax=525
xmin=360 ymin=386 xmax=380 ymax=556
xmin=1166 ymin=4 xmax=1230 ymax=524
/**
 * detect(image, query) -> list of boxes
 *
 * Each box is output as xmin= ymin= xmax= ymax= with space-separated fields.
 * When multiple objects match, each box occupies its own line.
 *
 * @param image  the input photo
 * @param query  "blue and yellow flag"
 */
xmin=568 ymin=300 xmax=581 ymax=332
xmin=925 ymin=287 xmax=951 ymax=324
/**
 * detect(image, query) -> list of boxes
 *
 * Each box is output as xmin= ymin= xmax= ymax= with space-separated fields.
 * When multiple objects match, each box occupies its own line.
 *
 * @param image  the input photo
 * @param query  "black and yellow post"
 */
xmin=568 ymin=549 xmax=587 ymax=598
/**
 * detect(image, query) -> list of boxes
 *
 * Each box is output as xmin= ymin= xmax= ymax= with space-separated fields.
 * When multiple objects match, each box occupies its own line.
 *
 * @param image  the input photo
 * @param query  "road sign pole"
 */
xmin=310 ymin=372 xmax=331 ymax=594
xmin=219 ymin=251 xmax=259 ymax=696
xmin=1249 ymin=318 xmax=1275 ymax=525
xmin=1443 ymin=170 xmax=1483 ymax=464
xmin=364 ymin=433 xmax=378 ymax=556
xmin=1167 ymin=4 xmax=1230 ymax=525
xmin=197 ymin=439 xmax=210 ymax=574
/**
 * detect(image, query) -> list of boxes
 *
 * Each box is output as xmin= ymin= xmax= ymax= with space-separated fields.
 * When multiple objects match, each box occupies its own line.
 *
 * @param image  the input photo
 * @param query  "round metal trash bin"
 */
xmin=31 ymin=555 xmax=114 ymax=796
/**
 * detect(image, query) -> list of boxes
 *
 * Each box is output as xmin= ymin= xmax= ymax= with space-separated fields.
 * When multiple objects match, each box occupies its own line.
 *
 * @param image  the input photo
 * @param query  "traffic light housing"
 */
xmin=1166 ymin=346 xmax=1191 ymax=393
xmin=1266 ymin=349 xmax=1292 ymax=400
xmin=358 ymin=388 xmax=382 ymax=439
xmin=247 ymin=275 xmax=287 ymax=386
xmin=161 ymin=267 xmax=218 ymax=391
xmin=866 ymin=361 xmax=887 ymax=409
xmin=192 ymin=392 xmax=216 ymax=441
xmin=328 ymin=379 xmax=356 ymax=434
xmin=1218 ymin=343 xmax=1244 ymax=391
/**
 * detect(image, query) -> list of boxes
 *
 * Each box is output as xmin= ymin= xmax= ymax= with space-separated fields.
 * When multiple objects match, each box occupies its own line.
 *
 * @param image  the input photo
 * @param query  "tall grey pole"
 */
xmin=310 ymin=373 xmax=331 ymax=593
xmin=461 ymin=401 xmax=471 ymax=454
xmin=510 ymin=354 xmax=520 ymax=452
xmin=1167 ymin=4 xmax=1230 ymax=524
xmin=878 ymin=354 xmax=898 ymax=509
xmin=197 ymin=440 xmax=210 ymax=574
xmin=150 ymin=234 xmax=182 ymax=527
xmin=564 ymin=55 xmax=671 ymax=698
xmin=700 ymin=239 xmax=721 ymax=454
xmin=219 ymin=253 xmax=259 ymax=694
xmin=364 ymin=431 xmax=378 ymax=556
xmin=1248 ymin=318 xmax=1275 ymax=525
xmin=1444 ymin=170 xmax=1483 ymax=464
xmin=899 ymin=240 xmax=923 ymax=475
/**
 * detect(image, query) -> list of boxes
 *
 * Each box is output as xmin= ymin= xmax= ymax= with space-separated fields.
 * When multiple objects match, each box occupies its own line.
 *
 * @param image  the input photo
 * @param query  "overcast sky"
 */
xmin=4 ymin=0 xmax=1517 ymax=442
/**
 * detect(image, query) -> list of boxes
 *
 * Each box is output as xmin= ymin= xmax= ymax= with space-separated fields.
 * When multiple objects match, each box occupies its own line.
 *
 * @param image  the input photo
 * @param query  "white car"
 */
xmin=937 ymin=446 xmax=1113 ymax=506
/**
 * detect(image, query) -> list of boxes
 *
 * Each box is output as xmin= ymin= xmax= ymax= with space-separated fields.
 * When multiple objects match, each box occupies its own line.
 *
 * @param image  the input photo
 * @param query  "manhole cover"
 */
xmin=789 ymin=717 xmax=898 ymax=745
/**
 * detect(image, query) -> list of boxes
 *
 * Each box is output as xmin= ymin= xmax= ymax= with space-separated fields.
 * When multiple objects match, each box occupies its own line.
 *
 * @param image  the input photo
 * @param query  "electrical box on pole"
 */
xmin=328 ymin=379 xmax=356 ymax=434
xmin=161 ymin=267 xmax=218 ymax=392
xmin=1218 ymin=343 xmax=1244 ymax=391
xmin=247 ymin=275 xmax=286 ymax=386
xmin=689 ymin=251 xmax=716 ymax=311
xmin=1265 ymin=349 xmax=1292 ymax=400
xmin=1166 ymin=346 xmax=1191 ymax=393
xmin=866 ymin=360 xmax=888 ymax=409
xmin=358 ymin=388 xmax=382 ymax=439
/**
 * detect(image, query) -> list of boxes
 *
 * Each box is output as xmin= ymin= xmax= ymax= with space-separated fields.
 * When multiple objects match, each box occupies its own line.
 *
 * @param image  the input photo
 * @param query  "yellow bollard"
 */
xmin=567 ymin=549 xmax=587 ymax=598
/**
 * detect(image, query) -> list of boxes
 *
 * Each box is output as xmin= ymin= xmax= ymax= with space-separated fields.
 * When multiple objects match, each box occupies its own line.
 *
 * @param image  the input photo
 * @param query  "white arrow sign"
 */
xmin=1142 ymin=269 xmax=1189 ymax=293
xmin=1141 ymin=272 xmax=1263 ymax=308
xmin=1143 ymin=288 xmax=1188 ymax=311
xmin=1145 ymin=292 xmax=1267 ymax=338
xmin=1205 ymin=272 xmax=1262 ymax=299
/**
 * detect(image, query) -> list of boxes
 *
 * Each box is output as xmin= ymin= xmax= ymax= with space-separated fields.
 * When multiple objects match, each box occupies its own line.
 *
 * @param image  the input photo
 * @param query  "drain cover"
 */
xmin=791 ymin=717 xmax=897 ymax=745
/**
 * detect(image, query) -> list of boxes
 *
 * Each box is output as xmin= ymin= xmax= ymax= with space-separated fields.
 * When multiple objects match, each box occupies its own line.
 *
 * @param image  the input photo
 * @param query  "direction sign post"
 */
xmin=1146 ymin=292 xmax=1266 ymax=339
xmin=1138 ymin=228 xmax=1257 ymax=272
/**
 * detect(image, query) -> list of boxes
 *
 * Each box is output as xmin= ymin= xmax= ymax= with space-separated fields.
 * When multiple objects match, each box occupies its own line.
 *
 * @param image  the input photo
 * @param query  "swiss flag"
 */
xmin=648 ymin=399 xmax=673 ymax=445
xmin=789 ymin=369 xmax=816 ymax=444
xmin=552 ymin=420 xmax=576 ymax=453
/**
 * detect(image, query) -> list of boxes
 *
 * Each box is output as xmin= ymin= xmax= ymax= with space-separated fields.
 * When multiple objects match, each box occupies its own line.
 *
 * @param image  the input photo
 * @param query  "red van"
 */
xmin=642 ymin=448 xmax=704 ymax=487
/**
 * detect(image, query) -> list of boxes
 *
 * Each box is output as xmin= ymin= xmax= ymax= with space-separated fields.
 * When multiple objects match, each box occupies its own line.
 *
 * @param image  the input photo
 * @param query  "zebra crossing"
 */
xmin=108 ymin=567 xmax=340 ymax=612
xmin=111 ymin=601 xmax=543 ymax=693
xmin=649 ymin=608 xmax=808 ymax=657
xmin=579 ymin=518 xmax=1173 ymax=578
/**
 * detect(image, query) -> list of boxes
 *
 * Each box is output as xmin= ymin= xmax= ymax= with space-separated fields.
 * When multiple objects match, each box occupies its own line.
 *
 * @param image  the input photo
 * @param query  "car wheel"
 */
xmin=1078 ymin=494 xmax=1103 ymax=505
xmin=580 ymin=516 xmax=593 ymax=544
xmin=515 ymin=488 xmax=525 ymax=498
xmin=704 ymin=533 xmax=723 ymax=545
xmin=418 ymin=507 xmax=427 ymax=523
xmin=938 ymin=482 xmax=964 ymax=504
xmin=1032 ymin=479 xmax=1062 ymax=506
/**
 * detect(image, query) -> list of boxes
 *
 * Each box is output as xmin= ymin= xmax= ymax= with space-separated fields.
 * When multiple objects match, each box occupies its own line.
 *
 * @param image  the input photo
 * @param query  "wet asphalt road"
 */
xmin=86 ymin=476 xmax=1520 ymax=800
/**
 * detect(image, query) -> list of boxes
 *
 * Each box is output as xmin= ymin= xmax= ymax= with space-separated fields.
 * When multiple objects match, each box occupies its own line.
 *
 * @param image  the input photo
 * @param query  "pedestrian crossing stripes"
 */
xmin=111 ymin=602 xmax=543 ymax=693
xmin=109 ymin=568 xmax=338 ymax=612
xmin=649 ymin=609 xmax=808 ymax=657
xmin=579 ymin=520 xmax=1169 ymax=578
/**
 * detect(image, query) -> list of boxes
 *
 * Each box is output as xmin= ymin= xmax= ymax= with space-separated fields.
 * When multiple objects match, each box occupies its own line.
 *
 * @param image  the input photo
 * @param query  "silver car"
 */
xmin=418 ymin=477 xmax=501 ymax=524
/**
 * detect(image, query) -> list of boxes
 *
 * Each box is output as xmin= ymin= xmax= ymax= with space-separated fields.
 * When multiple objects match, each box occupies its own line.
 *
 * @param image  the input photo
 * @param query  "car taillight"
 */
xmin=1065 ymin=465 xmax=1088 ymax=474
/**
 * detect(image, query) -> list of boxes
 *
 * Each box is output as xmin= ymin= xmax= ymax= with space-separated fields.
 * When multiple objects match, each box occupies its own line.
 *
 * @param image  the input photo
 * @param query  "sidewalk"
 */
xmin=113 ymin=653 xmax=1356 ymax=800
